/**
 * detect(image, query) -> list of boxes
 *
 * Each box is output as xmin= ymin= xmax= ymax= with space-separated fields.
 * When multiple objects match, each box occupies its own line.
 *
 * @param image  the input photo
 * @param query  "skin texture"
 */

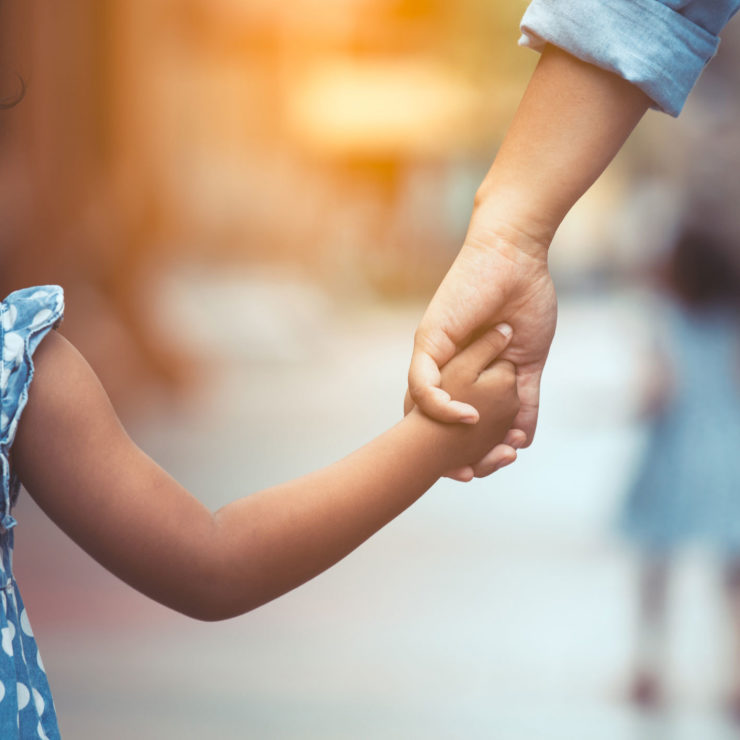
xmin=409 ymin=45 xmax=651 ymax=479
xmin=12 ymin=326 xmax=518 ymax=622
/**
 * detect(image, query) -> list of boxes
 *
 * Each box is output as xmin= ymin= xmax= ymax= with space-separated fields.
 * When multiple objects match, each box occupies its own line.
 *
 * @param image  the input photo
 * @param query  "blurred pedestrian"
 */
xmin=618 ymin=227 xmax=740 ymax=712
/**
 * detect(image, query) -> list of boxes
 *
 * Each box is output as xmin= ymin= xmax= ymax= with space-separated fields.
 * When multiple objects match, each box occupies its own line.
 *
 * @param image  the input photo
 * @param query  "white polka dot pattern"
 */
xmin=32 ymin=688 xmax=44 ymax=716
xmin=19 ymin=609 xmax=32 ymax=638
xmin=16 ymin=682 xmax=29 ymax=711
xmin=1 ymin=626 xmax=13 ymax=657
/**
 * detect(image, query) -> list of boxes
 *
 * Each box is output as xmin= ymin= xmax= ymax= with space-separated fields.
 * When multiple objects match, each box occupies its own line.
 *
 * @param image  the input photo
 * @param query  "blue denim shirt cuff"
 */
xmin=518 ymin=0 xmax=721 ymax=116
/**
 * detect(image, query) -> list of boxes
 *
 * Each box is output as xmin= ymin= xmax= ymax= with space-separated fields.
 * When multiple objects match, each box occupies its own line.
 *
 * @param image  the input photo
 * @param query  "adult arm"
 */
xmin=411 ymin=0 xmax=740 ymax=479
xmin=410 ymin=44 xmax=650 ymax=478
xmin=519 ymin=0 xmax=740 ymax=118
xmin=12 ymin=328 xmax=517 ymax=621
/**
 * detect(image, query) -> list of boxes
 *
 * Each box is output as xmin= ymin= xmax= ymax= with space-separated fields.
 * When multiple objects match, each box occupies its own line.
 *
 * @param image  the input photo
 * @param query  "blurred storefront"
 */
xmin=1 ymin=1 xmax=739 ymax=400
xmin=0 ymin=0 xmax=537 ymax=407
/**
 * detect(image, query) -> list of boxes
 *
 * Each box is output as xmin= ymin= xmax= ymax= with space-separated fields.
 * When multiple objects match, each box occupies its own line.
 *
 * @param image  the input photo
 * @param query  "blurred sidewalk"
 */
xmin=12 ymin=267 xmax=740 ymax=739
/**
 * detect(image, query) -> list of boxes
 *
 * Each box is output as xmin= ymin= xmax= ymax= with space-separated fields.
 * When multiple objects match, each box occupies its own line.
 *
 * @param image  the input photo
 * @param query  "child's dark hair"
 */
xmin=666 ymin=227 xmax=740 ymax=308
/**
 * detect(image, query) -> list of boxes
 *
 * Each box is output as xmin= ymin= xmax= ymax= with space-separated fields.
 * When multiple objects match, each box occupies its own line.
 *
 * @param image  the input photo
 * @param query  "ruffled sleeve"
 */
xmin=0 ymin=286 xmax=65 ymax=531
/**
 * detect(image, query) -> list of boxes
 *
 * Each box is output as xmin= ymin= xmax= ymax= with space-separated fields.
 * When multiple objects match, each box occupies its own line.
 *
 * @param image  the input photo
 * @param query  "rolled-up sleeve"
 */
xmin=519 ymin=0 xmax=740 ymax=116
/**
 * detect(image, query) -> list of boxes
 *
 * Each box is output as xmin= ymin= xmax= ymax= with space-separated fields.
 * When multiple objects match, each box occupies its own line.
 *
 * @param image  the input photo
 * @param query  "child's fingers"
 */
xmin=456 ymin=323 xmax=513 ymax=374
xmin=409 ymin=350 xmax=478 ymax=423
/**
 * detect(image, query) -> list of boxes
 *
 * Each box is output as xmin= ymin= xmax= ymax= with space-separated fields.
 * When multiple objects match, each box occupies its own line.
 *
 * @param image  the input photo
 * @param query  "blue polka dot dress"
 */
xmin=619 ymin=301 xmax=740 ymax=554
xmin=0 ymin=286 xmax=64 ymax=739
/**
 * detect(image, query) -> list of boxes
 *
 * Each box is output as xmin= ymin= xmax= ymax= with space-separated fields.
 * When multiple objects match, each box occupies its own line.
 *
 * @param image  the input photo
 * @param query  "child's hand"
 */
xmin=407 ymin=325 xmax=519 ymax=477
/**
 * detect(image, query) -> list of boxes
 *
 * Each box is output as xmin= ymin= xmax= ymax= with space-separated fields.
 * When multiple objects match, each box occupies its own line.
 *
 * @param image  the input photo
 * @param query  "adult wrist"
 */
xmin=467 ymin=185 xmax=554 ymax=261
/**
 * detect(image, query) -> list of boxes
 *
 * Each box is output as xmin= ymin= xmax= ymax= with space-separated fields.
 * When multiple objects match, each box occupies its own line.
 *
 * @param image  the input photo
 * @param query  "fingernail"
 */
xmin=460 ymin=414 xmax=478 ymax=424
xmin=494 ymin=323 xmax=512 ymax=338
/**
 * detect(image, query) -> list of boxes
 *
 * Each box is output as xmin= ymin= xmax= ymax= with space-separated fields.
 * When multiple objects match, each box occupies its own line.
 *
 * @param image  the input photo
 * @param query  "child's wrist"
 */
xmin=400 ymin=408 xmax=472 ymax=477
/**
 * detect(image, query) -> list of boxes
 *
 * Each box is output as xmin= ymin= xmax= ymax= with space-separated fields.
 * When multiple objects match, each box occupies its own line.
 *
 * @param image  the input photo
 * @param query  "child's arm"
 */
xmin=12 ymin=327 xmax=517 ymax=621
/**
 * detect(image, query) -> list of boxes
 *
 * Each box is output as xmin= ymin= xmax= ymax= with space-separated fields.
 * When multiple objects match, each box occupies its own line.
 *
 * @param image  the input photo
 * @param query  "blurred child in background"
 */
xmin=619 ymin=226 xmax=740 ymax=713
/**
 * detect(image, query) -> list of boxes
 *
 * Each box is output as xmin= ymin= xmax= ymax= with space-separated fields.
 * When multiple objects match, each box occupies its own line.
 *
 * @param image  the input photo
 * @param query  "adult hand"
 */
xmin=407 ymin=218 xmax=556 ymax=481
xmin=406 ymin=44 xmax=649 ymax=481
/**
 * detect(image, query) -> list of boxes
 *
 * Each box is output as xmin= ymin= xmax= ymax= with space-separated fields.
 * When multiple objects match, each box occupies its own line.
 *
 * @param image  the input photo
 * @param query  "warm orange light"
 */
xmin=286 ymin=58 xmax=483 ymax=158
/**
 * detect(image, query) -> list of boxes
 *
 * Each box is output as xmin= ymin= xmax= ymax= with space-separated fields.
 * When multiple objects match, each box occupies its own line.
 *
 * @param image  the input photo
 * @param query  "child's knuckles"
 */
xmin=507 ymin=376 xmax=520 ymax=409
xmin=500 ymin=372 xmax=520 ymax=414
xmin=492 ymin=359 xmax=516 ymax=378
xmin=480 ymin=368 xmax=517 ymax=399
xmin=485 ymin=383 xmax=519 ymax=425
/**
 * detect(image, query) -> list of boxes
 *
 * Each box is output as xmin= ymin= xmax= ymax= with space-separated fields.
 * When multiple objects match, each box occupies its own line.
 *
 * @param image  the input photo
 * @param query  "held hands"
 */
xmin=408 ymin=220 xmax=557 ymax=479
xmin=407 ymin=324 xmax=520 ymax=476
xmin=404 ymin=44 xmax=652 ymax=480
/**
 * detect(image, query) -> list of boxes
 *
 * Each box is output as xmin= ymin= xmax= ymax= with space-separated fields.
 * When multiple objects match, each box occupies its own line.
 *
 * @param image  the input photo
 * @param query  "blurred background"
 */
xmin=1 ymin=1 xmax=740 ymax=737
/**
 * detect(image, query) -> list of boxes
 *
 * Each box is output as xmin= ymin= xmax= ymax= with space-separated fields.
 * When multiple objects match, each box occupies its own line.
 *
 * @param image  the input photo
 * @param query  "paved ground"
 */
xmin=11 ymin=268 xmax=740 ymax=738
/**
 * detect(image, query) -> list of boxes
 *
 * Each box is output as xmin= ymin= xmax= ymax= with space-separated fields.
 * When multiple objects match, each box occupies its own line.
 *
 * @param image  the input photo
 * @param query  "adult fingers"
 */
xmin=444 ymin=465 xmax=475 ymax=482
xmin=471 ymin=444 xmax=517 ymax=478
xmin=504 ymin=428 xmax=528 ymax=449
xmin=408 ymin=349 xmax=478 ymax=424
xmin=509 ymin=369 xmax=542 ymax=448
xmin=468 ymin=429 xmax=527 ymax=479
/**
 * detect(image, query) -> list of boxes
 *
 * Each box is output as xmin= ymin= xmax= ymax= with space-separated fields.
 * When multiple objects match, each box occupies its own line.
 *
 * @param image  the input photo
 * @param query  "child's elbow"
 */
xmin=179 ymin=595 xmax=254 ymax=623
xmin=186 ymin=605 xmax=240 ymax=623
xmin=180 ymin=598 xmax=233 ymax=622
xmin=179 ymin=569 xmax=266 ymax=622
